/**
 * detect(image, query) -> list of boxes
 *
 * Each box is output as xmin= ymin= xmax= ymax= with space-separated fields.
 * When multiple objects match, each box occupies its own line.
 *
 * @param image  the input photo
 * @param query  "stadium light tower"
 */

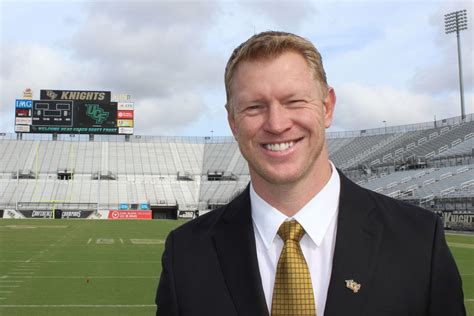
xmin=444 ymin=9 xmax=468 ymax=120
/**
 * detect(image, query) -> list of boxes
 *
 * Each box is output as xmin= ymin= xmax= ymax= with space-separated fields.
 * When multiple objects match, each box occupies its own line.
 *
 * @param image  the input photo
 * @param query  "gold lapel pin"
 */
xmin=345 ymin=279 xmax=361 ymax=293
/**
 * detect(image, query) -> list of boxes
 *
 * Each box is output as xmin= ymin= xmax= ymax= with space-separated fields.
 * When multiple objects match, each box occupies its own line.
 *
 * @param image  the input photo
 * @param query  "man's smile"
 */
xmin=262 ymin=137 xmax=304 ymax=152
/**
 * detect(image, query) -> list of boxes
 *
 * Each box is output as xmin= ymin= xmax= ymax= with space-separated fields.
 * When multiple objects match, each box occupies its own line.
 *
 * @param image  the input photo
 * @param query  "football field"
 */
xmin=0 ymin=219 xmax=472 ymax=316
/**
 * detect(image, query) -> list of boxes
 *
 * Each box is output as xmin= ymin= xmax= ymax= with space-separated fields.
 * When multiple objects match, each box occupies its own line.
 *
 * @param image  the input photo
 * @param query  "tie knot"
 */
xmin=277 ymin=220 xmax=305 ymax=242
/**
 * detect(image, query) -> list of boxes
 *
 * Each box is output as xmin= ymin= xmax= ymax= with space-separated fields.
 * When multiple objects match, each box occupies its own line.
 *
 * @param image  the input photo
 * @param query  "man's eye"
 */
xmin=288 ymin=99 xmax=305 ymax=106
xmin=246 ymin=105 xmax=262 ymax=112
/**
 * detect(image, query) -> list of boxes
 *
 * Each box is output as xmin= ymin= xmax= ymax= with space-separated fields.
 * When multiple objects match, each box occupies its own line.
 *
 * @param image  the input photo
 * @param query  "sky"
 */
xmin=0 ymin=0 xmax=472 ymax=137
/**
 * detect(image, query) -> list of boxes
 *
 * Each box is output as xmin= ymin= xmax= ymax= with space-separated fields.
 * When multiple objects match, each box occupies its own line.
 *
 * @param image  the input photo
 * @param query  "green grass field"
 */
xmin=0 ymin=219 xmax=472 ymax=316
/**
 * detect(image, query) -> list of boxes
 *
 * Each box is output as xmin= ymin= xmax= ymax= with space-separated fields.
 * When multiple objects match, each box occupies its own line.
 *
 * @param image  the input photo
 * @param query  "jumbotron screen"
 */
xmin=15 ymin=89 xmax=134 ymax=135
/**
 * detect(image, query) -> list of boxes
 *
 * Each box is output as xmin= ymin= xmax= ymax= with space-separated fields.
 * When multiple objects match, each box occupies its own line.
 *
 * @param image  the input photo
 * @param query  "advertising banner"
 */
xmin=112 ymin=94 xmax=132 ymax=102
xmin=60 ymin=210 xmax=94 ymax=219
xmin=19 ymin=210 xmax=53 ymax=218
xmin=15 ymin=125 xmax=30 ymax=132
xmin=442 ymin=211 xmax=474 ymax=230
xmin=23 ymin=88 xmax=33 ymax=99
xmin=16 ymin=109 xmax=31 ymax=117
xmin=118 ymin=127 xmax=133 ymax=135
xmin=16 ymin=99 xmax=33 ymax=108
xmin=16 ymin=117 xmax=32 ymax=125
xmin=117 ymin=102 xmax=134 ymax=110
xmin=2 ymin=210 xmax=25 ymax=219
xmin=117 ymin=119 xmax=133 ymax=127
xmin=117 ymin=110 xmax=134 ymax=119
xmin=108 ymin=210 xmax=152 ymax=220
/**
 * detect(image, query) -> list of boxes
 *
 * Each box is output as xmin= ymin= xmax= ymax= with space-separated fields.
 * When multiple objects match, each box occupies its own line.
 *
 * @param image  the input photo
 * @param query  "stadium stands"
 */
xmin=1 ymin=114 xmax=472 ymax=223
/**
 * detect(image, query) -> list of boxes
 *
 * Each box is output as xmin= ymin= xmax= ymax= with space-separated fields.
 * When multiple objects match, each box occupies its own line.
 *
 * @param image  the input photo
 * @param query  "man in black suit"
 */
xmin=156 ymin=31 xmax=465 ymax=315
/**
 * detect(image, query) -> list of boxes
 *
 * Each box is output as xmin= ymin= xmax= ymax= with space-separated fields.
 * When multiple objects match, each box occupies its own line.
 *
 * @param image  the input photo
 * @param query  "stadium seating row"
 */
xmin=1 ymin=114 xmax=472 ymax=212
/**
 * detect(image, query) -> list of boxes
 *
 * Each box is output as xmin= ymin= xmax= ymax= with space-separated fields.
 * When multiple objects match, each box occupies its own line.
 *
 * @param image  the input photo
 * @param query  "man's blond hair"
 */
xmin=224 ymin=31 xmax=328 ymax=110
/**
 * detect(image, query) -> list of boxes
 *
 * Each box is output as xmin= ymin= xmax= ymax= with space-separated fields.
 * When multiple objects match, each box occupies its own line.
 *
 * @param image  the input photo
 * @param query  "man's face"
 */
xmin=227 ymin=51 xmax=335 ymax=187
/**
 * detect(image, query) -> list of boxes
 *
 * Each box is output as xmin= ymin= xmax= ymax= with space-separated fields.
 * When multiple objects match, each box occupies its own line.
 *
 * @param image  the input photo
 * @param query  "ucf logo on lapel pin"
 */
xmin=345 ymin=279 xmax=361 ymax=293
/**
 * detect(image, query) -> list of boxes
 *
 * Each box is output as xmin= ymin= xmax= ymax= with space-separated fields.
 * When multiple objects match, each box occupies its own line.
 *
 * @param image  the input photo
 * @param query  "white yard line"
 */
xmin=0 ymin=276 xmax=158 ymax=279
xmin=0 ymin=304 xmax=156 ymax=308
xmin=0 ymin=260 xmax=159 ymax=263
xmin=0 ymin=281 xmax=24 ymax=283
xmin=0 ymin=286 xmax=20 ymax=288
xmin=87 ymin=238 xmax=92 ymax=244
xmin=19 ymin=263 xmax=42 ymax=266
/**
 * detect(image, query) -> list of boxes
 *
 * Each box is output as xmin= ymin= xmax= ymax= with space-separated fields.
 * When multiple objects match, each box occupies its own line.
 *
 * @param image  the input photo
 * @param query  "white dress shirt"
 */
xmin=250 ymin=162 xmax=340 ymax=315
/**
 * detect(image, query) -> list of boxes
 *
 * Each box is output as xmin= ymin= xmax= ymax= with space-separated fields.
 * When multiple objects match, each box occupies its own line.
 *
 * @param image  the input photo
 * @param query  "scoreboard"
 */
xmin=32 ymin=100 xmax=73 ymax=127
xmin=15 ymin=89 xmax=133 ymax=135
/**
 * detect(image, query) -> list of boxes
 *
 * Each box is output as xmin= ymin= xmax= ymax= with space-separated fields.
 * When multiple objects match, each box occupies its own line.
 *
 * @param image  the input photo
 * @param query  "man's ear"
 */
xmin=226 ymin=103 xmax=238 ymax=137
xmin=323 ymin=87 xmax=336 ymax=128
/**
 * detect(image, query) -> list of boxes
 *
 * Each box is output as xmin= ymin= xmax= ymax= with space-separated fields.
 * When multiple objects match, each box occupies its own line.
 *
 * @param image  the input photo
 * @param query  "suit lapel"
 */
xmin=212 ymin=187 xmax=269 ymax=316
xmin=325 ymin=173 xmax=383 ymax=316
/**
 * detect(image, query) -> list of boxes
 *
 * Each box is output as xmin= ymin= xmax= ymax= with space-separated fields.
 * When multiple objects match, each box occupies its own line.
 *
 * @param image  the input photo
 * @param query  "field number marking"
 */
xmin=130 ymin=239 xmax=164 ymax=245
xmin=96 ymin=238 xmax=114 ymax=244
xmin=87 ymin=238 xmax=165 ymax=245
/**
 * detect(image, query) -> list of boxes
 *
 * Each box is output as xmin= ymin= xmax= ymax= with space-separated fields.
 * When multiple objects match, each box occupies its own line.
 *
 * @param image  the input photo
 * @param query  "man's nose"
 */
xmin=263 ymin=103 xmax=292 ymax=134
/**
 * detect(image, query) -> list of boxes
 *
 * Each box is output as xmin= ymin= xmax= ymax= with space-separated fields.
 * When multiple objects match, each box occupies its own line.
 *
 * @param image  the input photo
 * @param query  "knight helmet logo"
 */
xmin=46 ymin=90 xmax=58 ymax=100
xmin=345 ymin=279 xmax=361 ymax=293
xmin=85 ymin=104 xmax=109 ymax=124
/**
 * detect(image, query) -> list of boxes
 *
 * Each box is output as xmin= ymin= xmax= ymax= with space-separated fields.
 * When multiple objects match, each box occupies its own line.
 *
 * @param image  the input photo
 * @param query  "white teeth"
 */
xmin=265 ymin=141 xmax=295 ymax=152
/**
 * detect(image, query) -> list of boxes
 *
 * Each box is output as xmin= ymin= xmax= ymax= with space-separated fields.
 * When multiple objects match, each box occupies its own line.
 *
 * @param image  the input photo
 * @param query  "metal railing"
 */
xmin=2 ymin=113 xmax=472 ymax=142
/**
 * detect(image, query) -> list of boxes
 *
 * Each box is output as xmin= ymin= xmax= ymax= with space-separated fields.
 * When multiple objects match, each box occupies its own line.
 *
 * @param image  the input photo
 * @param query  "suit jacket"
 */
xmin=156 ymin=173 xmax=465 ymax=315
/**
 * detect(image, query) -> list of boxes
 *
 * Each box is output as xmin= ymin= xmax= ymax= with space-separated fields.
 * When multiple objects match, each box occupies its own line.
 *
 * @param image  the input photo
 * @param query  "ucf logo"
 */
xmin=345 ymin=279 xmax=361 ymax=293
xmin=46 ymin=90 xmax=58 ymax=100
xmin=86 ymin=104 xmax=109 ymax=124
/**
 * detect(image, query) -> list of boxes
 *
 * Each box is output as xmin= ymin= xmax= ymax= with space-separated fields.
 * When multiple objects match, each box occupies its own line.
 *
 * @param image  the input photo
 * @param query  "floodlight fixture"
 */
xmin=444 ymin=9 xmax=468 ymax=120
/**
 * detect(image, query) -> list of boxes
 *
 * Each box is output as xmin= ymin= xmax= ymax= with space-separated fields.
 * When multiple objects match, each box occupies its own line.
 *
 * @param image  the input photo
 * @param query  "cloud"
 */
xmin=0 ymin=0 xmax=227 ymax=134
xmin=136 ymin=93 xmax=207 ymax=135
xmin=330 ymin=82 xmax=473 ymax=131
xmin=1 ymin=0 xmax=471 ymax=136
xmin=237 ymin=0 xmax=317 ymax=31
xmin=69 ymin=0 xmax=224 ymax=99
xmin=58 ymin=0 xmax=226 ymax=135
xmin=0 ymin=41 xmax=101 ymax=112
xmin=409 ymin=3 xmax=473 ymax=95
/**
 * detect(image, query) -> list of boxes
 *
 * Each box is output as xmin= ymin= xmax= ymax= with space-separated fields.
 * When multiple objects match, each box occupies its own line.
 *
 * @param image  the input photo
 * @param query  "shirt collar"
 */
xmin=251 ymin=161 xmax=340 ymax=249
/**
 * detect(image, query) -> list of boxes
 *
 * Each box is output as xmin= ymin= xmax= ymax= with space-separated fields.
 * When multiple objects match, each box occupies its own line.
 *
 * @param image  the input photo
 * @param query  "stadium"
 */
xmin=1 ymin=112 xmax=473 ymax=228
xmin=0 ymin=88 xmax=473 ymax=315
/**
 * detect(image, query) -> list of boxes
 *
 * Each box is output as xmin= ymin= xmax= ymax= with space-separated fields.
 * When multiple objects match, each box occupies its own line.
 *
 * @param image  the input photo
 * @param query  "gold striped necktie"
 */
xmin=271 ymin=220 xmax=316 ymax=316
